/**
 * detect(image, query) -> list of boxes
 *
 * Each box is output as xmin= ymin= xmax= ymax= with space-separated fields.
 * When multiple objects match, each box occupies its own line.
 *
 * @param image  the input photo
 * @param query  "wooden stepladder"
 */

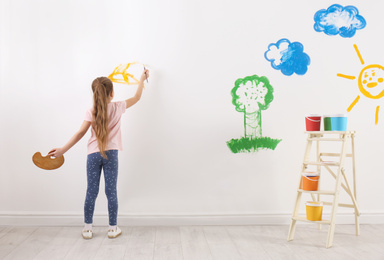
xmin=287 ymin=131 xmax=360 ymax=248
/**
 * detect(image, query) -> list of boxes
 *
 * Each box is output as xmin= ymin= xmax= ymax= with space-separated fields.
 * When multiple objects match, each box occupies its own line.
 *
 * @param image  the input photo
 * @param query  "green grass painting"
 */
xmin=227 ymin=137 xmax=282 ymax=153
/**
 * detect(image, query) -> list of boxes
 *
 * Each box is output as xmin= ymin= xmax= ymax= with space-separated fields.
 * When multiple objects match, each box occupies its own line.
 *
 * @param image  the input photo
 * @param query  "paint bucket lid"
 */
xmin=302 ymin=172 xmax=319 ymax=177
xmin=306 ymin=114 xmax=321 ymax=117
xmin=306 ymin=201 xmax=323 ymax=207
xmin=331 ymin=114 xmax=347 ymax=117
xmin=324 ymin=114 xmax=347 ymax=118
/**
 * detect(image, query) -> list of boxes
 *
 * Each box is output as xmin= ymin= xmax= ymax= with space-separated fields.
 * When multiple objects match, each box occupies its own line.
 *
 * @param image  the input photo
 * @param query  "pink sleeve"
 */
xmin=84 ymin=108 xmax=93 ymax=122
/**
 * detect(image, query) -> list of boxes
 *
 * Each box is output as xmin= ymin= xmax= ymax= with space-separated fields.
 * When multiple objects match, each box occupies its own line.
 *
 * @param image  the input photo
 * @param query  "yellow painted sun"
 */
xmin=337 ymin=44 xmax=384 ymax=124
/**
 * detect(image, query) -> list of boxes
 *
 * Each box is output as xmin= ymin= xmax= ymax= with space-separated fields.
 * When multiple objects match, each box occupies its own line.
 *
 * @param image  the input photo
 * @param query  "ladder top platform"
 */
xmin=304 ymin=131 xmax=356 ymax=135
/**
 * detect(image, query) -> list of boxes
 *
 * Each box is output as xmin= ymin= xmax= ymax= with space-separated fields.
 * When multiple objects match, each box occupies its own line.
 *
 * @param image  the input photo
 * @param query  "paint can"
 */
xmin=306 ymin=201 xmax=323 ymax=221
xmin=305 ymin=114 xmax=321 ymax=131
xmin=324 ymin=114 xmax=347 ymax=131
xmin=302 ymin=172 xmax=319 ymax=191
xmin=323 ymin=115 xmax=332 ymax=131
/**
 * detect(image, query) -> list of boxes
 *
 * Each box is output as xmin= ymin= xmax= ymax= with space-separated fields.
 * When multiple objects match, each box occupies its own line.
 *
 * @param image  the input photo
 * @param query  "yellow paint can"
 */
xmin=306 ymin=201 xmax=323 ymax=221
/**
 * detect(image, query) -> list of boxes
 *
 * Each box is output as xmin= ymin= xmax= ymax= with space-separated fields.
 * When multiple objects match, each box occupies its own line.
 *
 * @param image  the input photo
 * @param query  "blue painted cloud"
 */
xmin=264 ymin=38 xmax=310 ymax=76
xmin=314 ymin=4 xmax=366 ymax=38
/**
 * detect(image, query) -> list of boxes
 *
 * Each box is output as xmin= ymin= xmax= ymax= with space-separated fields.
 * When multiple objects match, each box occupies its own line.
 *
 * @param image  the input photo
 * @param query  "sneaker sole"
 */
xmin=108 ymin=231 xmax=122 ymax=239
xmin=82 ymin=234 xmax=93 ymax=239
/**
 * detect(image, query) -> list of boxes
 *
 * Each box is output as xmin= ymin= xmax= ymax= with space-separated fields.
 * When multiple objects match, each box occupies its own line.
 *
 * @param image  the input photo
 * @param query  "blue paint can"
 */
xmin=324 ymin=114 xmax=347 ymax=131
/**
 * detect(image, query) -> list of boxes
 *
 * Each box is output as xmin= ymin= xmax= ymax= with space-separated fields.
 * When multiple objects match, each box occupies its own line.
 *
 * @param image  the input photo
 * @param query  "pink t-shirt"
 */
xmin=84 ymin=101 xmax=126 ymax=154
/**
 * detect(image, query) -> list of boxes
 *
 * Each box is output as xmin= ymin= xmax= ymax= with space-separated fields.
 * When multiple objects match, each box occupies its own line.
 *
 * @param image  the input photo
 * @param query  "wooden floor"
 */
xmin=0 ymin=225 xmax=383 ymax=259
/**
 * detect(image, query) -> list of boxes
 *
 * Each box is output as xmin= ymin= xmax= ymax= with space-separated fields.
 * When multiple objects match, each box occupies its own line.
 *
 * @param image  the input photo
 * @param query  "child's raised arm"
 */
xmin=48 ymin=120 xmax=91 ymax=158
xmin=125 ymin=69 xmax=149 ymax=109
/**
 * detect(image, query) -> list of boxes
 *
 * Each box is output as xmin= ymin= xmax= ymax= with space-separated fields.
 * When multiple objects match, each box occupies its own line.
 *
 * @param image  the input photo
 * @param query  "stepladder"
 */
xmin=287 ymin=131 xmax=360 ymax=248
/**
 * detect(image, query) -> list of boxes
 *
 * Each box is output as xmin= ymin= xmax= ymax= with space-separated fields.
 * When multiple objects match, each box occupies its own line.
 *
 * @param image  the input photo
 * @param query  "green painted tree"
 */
xmin=231 ymin=75 xmax=274 ymax=139
xmin=227 ymin=74 xmax=281 ymax=153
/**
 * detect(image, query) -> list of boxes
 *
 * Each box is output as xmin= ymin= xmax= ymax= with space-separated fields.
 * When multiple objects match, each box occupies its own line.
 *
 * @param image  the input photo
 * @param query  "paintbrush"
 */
xmin=143 ymin=66 xmax=149 ymax=83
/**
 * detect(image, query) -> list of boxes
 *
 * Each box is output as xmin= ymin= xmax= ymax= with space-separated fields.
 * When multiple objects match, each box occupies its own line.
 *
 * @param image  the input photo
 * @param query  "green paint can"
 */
xmin=323 ymin=115 xmax=332 ymax=131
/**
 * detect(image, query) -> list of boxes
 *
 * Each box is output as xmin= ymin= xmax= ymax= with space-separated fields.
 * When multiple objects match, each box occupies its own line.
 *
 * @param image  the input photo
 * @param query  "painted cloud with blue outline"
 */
xmin=314 ymin=4 xmax=366 ymax=38
xmin=264 ymin=39 xmax=310 ymax=76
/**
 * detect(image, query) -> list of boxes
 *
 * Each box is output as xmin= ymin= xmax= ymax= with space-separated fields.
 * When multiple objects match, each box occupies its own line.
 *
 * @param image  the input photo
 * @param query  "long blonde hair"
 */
xmin=91 ymin=77 xmax=113 ymax=158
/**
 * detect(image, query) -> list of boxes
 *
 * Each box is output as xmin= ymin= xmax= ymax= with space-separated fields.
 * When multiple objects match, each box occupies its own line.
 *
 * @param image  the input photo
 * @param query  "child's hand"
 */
xmin=140 ymin=69 xmax=149 ymax=82
xmin=48 ymin=148 xmax=64 ymax=158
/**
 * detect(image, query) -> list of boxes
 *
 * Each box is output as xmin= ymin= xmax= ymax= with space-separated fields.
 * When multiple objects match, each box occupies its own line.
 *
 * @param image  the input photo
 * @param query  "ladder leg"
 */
xmin=288 ymin=220 xmax=297 ymax=241
xmin=326 ymin=166 xmax=344 ymax=248
xmin=316 ymin=139 xmax=321 ymax=230
xmin=287 ymin=192 xmax=302 ymax=241
xmin=288 ymin=139 xmax=313 ymax=241
xmin=341 ymin=169 xmax=360 ymax=216
xmin=351 ymin=133 xmax=360 ymax=236
xmin=326 ymin=135 xmax=348 ymax=248
xmin=326 ymin=189 xmax=340 ymax=248
xmin=355 ymin=213 xmax=360 ymax=236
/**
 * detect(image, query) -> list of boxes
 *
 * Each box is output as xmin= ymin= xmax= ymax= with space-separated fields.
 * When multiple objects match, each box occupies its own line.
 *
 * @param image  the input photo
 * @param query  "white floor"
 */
xmin=0 ymin=225 xmax=383 ymax=260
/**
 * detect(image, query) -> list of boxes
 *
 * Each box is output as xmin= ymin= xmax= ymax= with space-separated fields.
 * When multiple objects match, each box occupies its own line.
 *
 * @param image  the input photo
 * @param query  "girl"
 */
xmin=49 ymin=69 xmax=149 ymax=239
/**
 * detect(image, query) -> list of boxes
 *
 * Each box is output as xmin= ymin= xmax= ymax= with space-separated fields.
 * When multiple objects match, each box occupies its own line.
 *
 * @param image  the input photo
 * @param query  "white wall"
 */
xmin=1 ymin=0 xmax=384 ymax=226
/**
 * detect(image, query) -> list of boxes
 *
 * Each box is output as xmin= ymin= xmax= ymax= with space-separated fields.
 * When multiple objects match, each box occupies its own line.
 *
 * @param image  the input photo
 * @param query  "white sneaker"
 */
xmin=82 ymin=230 xmax=93 ymax=239
xmin=108 ymin=226 xmax=122 ymax=239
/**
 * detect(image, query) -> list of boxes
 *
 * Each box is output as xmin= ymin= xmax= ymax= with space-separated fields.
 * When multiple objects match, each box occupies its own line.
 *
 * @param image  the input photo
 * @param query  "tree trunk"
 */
xmin=244 ymin=110 xmax=262 ymax=139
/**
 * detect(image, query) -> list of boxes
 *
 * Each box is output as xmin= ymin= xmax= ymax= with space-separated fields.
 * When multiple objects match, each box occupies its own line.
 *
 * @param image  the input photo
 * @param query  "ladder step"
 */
xmin=297 ymin=189 xmax=335 ymax=195
xmin=322 ymin=201 xmax=355 ymax=208
xmin=303 ymin=161 xmax=339 ymax=166
xmin=320 ymin=153 xmax=352 ymax=157
xmin=307 ymin=138 xmax=344 ymax=141
xmin=305 ymin=131 xmax=354 ymax=134
xmin=292 ymin=216 xmax=331 ymax=224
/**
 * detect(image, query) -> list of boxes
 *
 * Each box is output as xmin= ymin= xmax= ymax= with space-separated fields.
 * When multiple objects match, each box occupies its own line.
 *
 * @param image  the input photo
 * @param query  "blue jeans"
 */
xmin=84 ymin=150 xmax=119 ymax=225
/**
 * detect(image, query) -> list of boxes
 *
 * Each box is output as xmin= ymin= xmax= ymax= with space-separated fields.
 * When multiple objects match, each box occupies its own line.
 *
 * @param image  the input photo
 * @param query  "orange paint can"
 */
xmin=302 ymin=172 xmax=319 ymax=191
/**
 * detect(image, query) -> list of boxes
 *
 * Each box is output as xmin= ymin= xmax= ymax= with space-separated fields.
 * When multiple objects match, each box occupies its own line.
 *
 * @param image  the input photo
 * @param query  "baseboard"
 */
xmin=1 ymin=211 xmax=383 ymax=226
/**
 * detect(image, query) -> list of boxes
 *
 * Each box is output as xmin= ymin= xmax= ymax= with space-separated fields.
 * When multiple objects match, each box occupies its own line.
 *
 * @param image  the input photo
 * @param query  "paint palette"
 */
xmin=32 ymin=152 xmax=64 ymax=170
